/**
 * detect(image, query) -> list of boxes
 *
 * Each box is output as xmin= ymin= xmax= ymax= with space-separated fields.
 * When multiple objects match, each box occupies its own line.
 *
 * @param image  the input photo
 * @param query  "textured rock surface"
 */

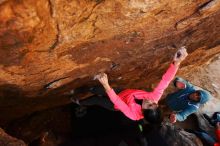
xmin=1 ymin=0 xmax=220 ymax=125
xmin=160 ymin=123 xmax=203 ymax=146
xmin=5 ymin=105 xmax=72 ymax=145
xmin=178 ymin=54 xmax=220 ymax=115
xmin=0 ymin=128 xmax=26 ymax=146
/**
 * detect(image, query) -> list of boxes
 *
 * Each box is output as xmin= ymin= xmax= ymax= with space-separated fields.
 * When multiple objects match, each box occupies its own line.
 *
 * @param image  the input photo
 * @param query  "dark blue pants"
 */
xmin=79 ymin=86 xmax=122 ymax=111
xmin=187 ymin=130 xmax=216 ymax=146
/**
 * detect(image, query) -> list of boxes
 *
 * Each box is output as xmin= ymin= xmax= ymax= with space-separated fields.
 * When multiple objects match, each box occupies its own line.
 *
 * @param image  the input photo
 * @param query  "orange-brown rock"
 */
xmin=1 ymin=0 xmax=220 ymax=125
xmin=0 ymin=128 xmax=26 ymax=146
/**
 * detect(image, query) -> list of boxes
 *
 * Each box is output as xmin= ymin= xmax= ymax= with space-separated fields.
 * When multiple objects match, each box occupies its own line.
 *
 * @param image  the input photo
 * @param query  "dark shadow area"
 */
xmin=61 ymin=105 xmax=143 ymax=146
xmin=5 ymin=102 xmax=146 ymax=146
xmin=5 ymin=101 xmax=209 ymax=146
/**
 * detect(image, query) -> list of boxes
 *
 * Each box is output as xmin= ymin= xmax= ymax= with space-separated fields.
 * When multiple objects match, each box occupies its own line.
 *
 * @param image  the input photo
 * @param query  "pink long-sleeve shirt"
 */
xmin=106 ymin=63 xmax=178 ymax=121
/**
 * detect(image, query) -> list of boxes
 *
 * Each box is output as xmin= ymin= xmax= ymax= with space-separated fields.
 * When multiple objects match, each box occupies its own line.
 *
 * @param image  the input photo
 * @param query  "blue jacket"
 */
xmin=166 ymin=77 xmax=212 ymax=121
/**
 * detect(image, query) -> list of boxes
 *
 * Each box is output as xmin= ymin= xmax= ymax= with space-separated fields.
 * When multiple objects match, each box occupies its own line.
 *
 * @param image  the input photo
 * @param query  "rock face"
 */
xmin=0 ymin=128 xmax=26 ymax=146
xmin=177 ymin=54 xmax=220 ymax=115
xmin=0 ymin=0 xmax=220 ymax=124
xmin=160 ymin=123 xmax=203 ymax=146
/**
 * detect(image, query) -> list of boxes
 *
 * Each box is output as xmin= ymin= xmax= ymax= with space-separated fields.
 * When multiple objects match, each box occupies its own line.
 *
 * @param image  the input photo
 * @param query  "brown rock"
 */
xmin=0 ymin=128 xmax=26 ymax=146
xmin=160 ymin=123 xmax=203 ymax=146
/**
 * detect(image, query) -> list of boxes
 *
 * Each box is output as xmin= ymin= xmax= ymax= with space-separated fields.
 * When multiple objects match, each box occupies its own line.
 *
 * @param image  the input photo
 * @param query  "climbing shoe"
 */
xmin=75 ymin=106 xmax=87 ymax=118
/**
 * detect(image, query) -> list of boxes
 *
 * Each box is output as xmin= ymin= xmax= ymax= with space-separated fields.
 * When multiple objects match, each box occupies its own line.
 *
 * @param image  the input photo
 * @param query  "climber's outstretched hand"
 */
xmin=96 ymin=73 xmax=111 ymax=91
xmin=173 ymin=46 xmax=188 ymax=66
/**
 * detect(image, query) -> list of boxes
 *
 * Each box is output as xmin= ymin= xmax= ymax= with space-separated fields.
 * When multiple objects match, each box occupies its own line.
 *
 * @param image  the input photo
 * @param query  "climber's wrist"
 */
xmin=173 ymin=61 xmax=180 ymax=67
xmin=103 ymin=84 xmax=111 ymax=92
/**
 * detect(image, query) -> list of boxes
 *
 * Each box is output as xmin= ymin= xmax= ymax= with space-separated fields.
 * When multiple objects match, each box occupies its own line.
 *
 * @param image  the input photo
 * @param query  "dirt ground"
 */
xmin=176 ymin=54 xmax=220 ymax=130
xmin=179 ymin=54 xmax=220 ymax=115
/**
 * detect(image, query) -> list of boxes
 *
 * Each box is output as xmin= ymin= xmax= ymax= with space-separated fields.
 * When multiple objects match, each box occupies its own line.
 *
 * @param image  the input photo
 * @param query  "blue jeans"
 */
xmin=187 ymin=130 xmax=216 ymax=146
xmin=79 ymin=86 xmax=122 ymax=111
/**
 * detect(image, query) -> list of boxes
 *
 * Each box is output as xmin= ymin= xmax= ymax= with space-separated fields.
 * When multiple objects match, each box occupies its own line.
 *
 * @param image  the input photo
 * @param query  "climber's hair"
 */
xmin=143 ymin=108 xmax=163 ymax=124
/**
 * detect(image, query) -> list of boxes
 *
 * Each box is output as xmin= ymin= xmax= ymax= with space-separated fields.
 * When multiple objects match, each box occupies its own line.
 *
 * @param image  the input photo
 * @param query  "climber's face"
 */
xmin=189 ymin=91 xmax=201 ymax=102
xmin=142 ymin=100 xmax=158 ymax=109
